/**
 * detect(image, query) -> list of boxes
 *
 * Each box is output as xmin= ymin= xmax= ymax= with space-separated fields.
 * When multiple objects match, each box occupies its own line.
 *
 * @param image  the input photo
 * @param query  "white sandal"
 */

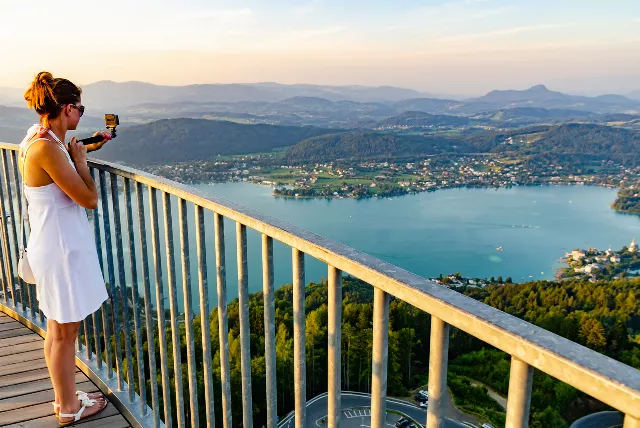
xmin=58 ymin=392 xmax=107 ymax=426
xmin=52 ymin=391 xmax=105 ymax=416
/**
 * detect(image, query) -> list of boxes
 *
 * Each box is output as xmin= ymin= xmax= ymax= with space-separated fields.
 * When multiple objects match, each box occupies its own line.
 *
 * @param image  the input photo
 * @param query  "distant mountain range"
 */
xmin=1 ymin=82 xmax=638 ymax=114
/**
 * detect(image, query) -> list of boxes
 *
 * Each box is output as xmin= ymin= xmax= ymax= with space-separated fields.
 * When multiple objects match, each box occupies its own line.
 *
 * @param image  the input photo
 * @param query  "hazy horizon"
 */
xmin=1 ymin=0 xmax=638 ymax=96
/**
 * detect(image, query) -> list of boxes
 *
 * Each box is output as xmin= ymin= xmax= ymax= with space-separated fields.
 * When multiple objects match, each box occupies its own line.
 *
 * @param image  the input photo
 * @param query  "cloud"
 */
xmin=293 ymin=0 xmax=322 ymax=17
xmin=175 ymin=8 xmax=253 ymax=23
xmin=430 ymin=24 xmax=573 ymax=45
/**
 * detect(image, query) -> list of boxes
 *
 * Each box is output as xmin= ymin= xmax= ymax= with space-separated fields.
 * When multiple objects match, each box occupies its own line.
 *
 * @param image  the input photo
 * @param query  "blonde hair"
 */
xmin=24 ymin=72 xmax=82 ymax=125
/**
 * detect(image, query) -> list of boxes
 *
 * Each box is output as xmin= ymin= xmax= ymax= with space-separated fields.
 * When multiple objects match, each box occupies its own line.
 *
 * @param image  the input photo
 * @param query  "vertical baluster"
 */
xmin=124 ymin=178 xmax=147 ymax=411
xmin=426 ymin=317 xmax=450 ymax=428
xmin=83 ymin=318 xmax=91 ymax=359
xmin=262 ymin=235 xmax=277 ymax=428
xmin=162 ymin=192 xmax=186 ymax=428
xmin=370 ymin=287 xmax=389 ymax=428
xmin=11 ymin=151 xmax=35 ymax=318
xmin=0 ymin=159 xmax=16 ymax=307
xmin=195 ymin=206 xmax=215 ymax=428
xmin=89 ymin=168 xmax=105 ymax=371
xmin=149 ymin=187 xmax=172 ymax=426
xmin=99 ymin=170 xmax=123 ymax=388
xmin=77 ymin=322 xmax=84 ymax=352
xmin=293 ymin=248 xmax=306 ymax=428
xmin=236 ymin=223 xmax=253 ymax=428
xmin=505 ymin=357 xmax=533 ymax=428
xmin=178 ymin=198 xmax=199 ymax=427
xmin=328 ymin=265 xmax=342 ymax=428
xmin=214 ymin=213 xmax=232 ymax=428
xmin=1 ymin=151 xmax=23 ymax=310
xmin=111 ymin=174 xmax=135 ymax=399
xmin=0 ymin=212 xmax=7 ymax=304
xmin=136 ymin=182 xmax=160 ymax=426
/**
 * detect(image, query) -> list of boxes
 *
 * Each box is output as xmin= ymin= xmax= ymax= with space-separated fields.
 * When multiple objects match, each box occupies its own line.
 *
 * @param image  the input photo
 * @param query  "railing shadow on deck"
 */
xmin=0 ymin=142 xmax=637 ymax=428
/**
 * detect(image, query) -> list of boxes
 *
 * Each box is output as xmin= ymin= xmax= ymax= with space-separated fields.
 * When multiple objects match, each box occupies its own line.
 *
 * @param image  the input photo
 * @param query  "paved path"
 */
xmin=470 ymin=381 xmax=507 ymax=410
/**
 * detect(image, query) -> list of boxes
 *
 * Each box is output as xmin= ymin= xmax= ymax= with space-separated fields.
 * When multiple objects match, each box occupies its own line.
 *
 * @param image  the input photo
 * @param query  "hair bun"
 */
xmin=36 ymin=71 xmax=53 ymax=85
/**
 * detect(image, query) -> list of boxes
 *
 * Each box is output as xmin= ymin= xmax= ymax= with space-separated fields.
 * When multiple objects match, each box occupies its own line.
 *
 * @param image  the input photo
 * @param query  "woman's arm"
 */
xmin=85 ymin=131 xmax=112 ymax=153
xmin=34 ymin=139 xmax=98 ymax=209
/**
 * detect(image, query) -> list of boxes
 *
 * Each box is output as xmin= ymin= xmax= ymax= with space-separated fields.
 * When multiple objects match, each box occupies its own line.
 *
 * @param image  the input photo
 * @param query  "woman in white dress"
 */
xmin=20 ymin=72 xmax=111 ymax=425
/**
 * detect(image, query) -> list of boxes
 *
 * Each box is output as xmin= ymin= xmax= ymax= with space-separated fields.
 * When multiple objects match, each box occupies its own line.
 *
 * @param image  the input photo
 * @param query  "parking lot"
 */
xmin=334 ymin=408 xmax=403 ymax=428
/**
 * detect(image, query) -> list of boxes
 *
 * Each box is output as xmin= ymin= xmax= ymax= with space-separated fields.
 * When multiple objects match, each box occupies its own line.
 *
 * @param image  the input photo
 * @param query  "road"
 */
xmin=278 ymin=392 xmax=473 ymax=428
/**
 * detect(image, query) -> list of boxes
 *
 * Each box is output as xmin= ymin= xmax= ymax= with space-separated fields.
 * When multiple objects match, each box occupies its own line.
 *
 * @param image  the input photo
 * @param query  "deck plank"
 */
xmin=0 ymin=334 xmax=42 ymax=348
xmin=0 ymin=358 xmax=48 ymax=377
xmin=0 ymin=327 xmax=33 ymax=340
xmin=0 ymin=339 xmax=43 ymax=357
xmin=0 ymin=321 xmax=24 ymax=332
xmin=0 ymin=380 xmax=96 ymax=412
xmin=2 ymin=403 xmax=126 ymax=427
xmin=0 ymin=372 xmax=86 ymax=400
xmin=0 ymin=349 xmax=44 ymax=366
xmin=0 ymin=316 xmax=130 ymax=427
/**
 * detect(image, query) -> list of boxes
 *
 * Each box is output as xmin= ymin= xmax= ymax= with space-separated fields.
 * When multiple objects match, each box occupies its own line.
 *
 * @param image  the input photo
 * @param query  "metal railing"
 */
xmin=0 ymin=141 xmax=638 ymax=428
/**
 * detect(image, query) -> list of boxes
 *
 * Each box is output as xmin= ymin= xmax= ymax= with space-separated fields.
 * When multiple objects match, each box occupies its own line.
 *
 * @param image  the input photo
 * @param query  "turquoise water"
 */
xmin=101 ymin=182 xmax=640 ymax=312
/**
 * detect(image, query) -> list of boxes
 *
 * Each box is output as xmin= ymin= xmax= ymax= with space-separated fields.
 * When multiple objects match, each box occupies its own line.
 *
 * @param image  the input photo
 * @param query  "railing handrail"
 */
xmin=0 ymin=141 xmax=638 ymax=421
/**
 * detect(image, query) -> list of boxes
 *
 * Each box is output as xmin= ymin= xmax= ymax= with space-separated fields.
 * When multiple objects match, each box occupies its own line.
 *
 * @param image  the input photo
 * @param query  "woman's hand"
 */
xmin=68 ymin=137 xmax=88 ymax=166
xmin=85 ymin=131 xmax=112 ymax=152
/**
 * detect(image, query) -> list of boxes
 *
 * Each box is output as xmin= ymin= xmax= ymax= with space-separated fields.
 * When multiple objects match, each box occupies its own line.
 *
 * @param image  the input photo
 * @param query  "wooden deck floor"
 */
xmin=0 ymin=312 xmax=131 ymax=427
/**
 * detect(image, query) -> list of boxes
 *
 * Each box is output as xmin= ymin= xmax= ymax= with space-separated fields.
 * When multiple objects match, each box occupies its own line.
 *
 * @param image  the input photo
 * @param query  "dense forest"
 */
xmin=612 ymin=188 xmax=640 ymax=214
xmin=284 ymin=123 xmax=640 ymax=165
xmin=103 ymin=275 xmax=639 ymax=428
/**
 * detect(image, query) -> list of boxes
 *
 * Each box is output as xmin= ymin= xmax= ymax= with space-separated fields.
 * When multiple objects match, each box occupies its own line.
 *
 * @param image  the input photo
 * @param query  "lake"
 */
xmin=94 ymin=182 xmax=640 ymax=313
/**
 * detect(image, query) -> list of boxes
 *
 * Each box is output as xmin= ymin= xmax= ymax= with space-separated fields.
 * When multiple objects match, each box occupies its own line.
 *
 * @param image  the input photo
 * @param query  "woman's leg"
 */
xmin=44 ymin=320 xmax=57 ymax=407
xmin=49 ymin=320 xmax=105 ymax=421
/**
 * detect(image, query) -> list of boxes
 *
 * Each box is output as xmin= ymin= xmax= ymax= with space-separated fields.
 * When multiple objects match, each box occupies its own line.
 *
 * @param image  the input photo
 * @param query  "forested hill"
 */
xmin=283 ymin=131 xmax=474 ymax=162
xmin=203 ymin=275 xmax=639 ymax=428
xmin=93 ymin=118 xmax=339 ymax=165
xmin=284 ymin=124 xmax=640 ymax=164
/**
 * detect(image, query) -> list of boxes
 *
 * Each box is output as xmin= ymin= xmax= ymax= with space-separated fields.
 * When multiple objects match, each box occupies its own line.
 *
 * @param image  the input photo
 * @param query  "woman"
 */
xmin=20 ymin=71 xmax=111 ymax=425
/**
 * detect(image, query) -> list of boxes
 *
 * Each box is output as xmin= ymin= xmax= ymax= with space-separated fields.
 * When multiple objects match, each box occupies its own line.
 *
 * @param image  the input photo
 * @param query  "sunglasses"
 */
xmin=61 ymin=103 xmax=85 ymax=117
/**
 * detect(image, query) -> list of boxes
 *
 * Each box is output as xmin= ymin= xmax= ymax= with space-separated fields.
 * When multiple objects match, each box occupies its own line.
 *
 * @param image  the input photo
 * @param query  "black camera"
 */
xmin=79 ymin=114 xmax=119 ymax=145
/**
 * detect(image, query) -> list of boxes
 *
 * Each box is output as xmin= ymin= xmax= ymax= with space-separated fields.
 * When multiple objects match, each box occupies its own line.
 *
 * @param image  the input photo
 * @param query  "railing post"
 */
xmin=162 ymin=192 xmax=186 ymax=428
xmin=11 ymin=151 xmax=35 ymax=318
xmin=195 ymin=205 xmax=215 ymax=428
xmin=149 ymin=186 xmax=173 ymax=427
xmin=262 ymin=234 xmax=277 ymax=428
xmin=124 ymin=178 xmax=147 ymax=414
xmin=215 ymin=212 xmax=233 ymax=428
xmin=178 ymin=197 xmax=199 ymax=427
xmin=293 ymin=248 xmax=306 ymax=428
xmin=505 ymin=357 xmax=534 ymax=428
xmin=328 ymin=265 xmax=342 ymax=428
xmin=110 ymin=174 xmax=135 ymax=402
xmin=236 ymin=222 xmax=253 ymax=428
xmin=136 ymin=182 xmax=160 ymax=428
xmin=370 ymin=287 xmax=389 ymax=428
xmin=2 ymin=150 xmax=24 ymax=311
xmin=99 ymin=170 xmax=123 ymax=388
xmin=426 ymin=316 xmax=450 ymax=428
xmin=625 ymin=415 xmax=640 ymax=428
xmin=89 ymin=169 xmax=105 ymax=371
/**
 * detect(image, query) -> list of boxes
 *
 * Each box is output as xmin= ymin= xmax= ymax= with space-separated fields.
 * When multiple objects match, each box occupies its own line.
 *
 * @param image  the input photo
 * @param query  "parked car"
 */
xmin=395 ymin=418 xmax=412 ymax=428
xmin=418 ymin=401 xmax=428 ymax=408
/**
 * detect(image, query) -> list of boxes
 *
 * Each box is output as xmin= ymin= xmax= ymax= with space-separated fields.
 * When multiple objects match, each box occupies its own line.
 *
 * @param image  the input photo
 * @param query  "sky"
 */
xmin=1 ymin=0 xmax=639 ymax=96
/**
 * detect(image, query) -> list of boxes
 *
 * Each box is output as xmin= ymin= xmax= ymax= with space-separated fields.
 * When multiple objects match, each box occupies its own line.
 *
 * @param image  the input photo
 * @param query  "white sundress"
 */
xmin=19 ymin=125 xmax=108 ymax=323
